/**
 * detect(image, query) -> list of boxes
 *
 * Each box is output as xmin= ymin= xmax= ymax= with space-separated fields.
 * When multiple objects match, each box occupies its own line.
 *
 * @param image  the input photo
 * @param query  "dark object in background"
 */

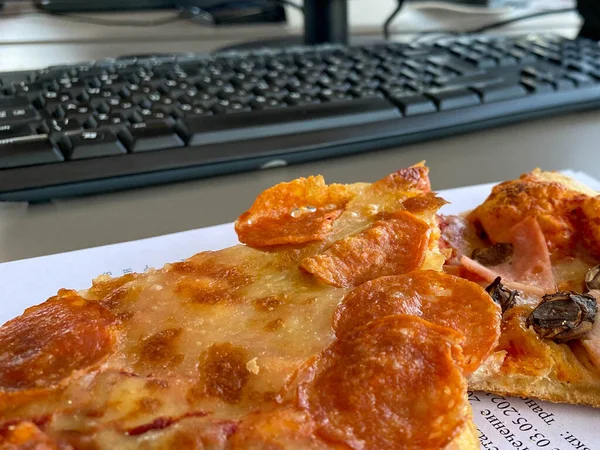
xmin=304 ymin=0 xmax=348 ymax=45
xmin=34 ymin=0 xmax=176 ymax=12
xmin=180 ymin=1 xmax=286 ymax=25
xmin=34 ymin=0 xmax=286 ymax=25
xmin=218 ymin=0 xmax=349 ymax=50
xmin=408 ymin=0 xmax=528 ymax=6
xmin=578 ymin=0 xmax=600 ymax=40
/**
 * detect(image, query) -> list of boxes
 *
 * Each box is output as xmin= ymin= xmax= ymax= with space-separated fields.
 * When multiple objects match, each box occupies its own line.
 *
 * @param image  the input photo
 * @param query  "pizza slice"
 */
xmin=0 ymin=164 xmax=499 ymax=450
xmin=440 ymin=168 xmax=600 ymax=407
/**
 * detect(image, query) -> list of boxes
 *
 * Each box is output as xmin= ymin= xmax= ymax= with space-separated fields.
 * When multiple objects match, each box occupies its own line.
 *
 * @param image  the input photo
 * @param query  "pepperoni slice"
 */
xmin=0 ymin=292 xmax=118 ymax=392
xmin=235 ymin=176 xmax=355 ymax=247
xmin=298 ymin=315 xmax=467 ymax=450
xmin=333 ymin=271 xmax=501 ymax=374
xmin=300 ymin=211 xmax=430 ymax=287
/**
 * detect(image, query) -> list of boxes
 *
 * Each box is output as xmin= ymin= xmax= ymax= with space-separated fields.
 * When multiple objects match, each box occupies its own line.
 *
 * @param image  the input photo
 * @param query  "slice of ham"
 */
xmin=439 ymin=214 xmax=486 ymax=263
xmin=461 ymin=216 xmax=556 ymax=296
xmin=581 ymin=317 xmax=600 ymax=371
xmin=581 ymin=291 xmax=600 ymax=372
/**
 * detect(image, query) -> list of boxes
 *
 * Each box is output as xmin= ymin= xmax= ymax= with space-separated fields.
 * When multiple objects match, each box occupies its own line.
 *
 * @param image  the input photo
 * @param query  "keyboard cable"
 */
xmin=383 ymin=0 xmax=407 ymax=41
xmin=471 ymin=7 xmax=576 ymax=33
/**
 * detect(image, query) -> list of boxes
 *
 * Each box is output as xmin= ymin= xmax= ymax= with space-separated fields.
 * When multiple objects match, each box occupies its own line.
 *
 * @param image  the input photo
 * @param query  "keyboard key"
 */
xmin=425 ymin=87 xmax=481 ymax=110
xmin=182 ymin=106 xmax=214 ymax=118
xmin=283 ymin=92 xmax=302 ymax=105
xmin=256 ymin=98 xmax=286 ymax=110
xmin=0 ymin=105 xmax=39 ymax=123
xmin=0 ymin=134 xmax=63 ymax=169
xmin=403 ymin=60 xmax=425 ymax=72
xmin=231 ymin=73 xmax=260 ymax=91
xmin=521 ymin=78 xmax=554 ymax=93
xmin=565 ymin=72 xmax=595 ymax=88
xmin=93 ymin=112 xmax=126 ymax=127
xmin=0 ymin=97 xmax=30 ymax=109
xmin=465 ymin=55 xmax=497 ymax=69
xmin=318 ymin=89 xmax=351 ymax=102
xmin=0 ymin=122 xmax=35 ymax=139
xmin=119 ymin=120 xmax=184 ymax=152
xmin=349 ymin=86 xmax=379 ymax=98
xmin=387 ymin=94 xmax=437 ymax=116
xmin=497 ymin=55 xmax=518 ymax=67
xmin=59 ymin=129 xmax=127 ymax=160
xmin=472 ymin=82 xmax=528 ymax=103
xmin=567 ymin=62 xmax=596 ymax=73
xmin=177 ymin=96 xmax=400 ymax=146
xmin=212 ymin=99 xmax=236 ymax=114
xmin=225 ymin=103 xmax=253 ymax=113
xmin=552 ymin=78 xmax=576 ymax=91
xmin=521 ymin=66 xmax=542 ymax=78
xmin=217 ymin=88 xmax=250 ymax=104
xmin=249 ymin=96 xmax=268 ymax=109
xmin=45 ymin=118 xmax=83 ymax=133
xmin=444 ymin=60 xmax=480 ymax=76
xmin=399 ymin=68 xmax=420 ymax=80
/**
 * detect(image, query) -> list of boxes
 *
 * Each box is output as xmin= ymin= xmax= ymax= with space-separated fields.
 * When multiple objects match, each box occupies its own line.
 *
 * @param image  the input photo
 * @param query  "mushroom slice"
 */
xmin=485 ymin=277 xmax=518 ymax=313
xmin=585 ymin=264 xmax=600 ymax=292
xmin=526 ymin=292 xmax=597 ymax=343
xmin=472 ymin=243 xmax=514 ymax=266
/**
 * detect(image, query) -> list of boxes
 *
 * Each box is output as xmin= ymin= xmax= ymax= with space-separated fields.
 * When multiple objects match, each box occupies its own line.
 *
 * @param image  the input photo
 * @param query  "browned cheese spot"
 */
xmin=136 ymin=328 xmax=184 ymax=371
xmin=136 ymin=397 xmax=162 ymax=414
xmin=99 ymin=284 xmax=143 ymax=315
xmin=145 ymin=379 xmax=170 ymax=391
xmin=254 ymin=295 xmax=286 ymax=312
xmin=186 ymin=385 xmax=204 ymax=407
xmin=175 ymin=278 xmax=234 ymax=305
xmin=264 ymin=318 xmax=285 ymax=332
xmin=170 ymin=257 xmax=255 ymax=305
xmin=199 ymin=343 xmax=250 ymax=404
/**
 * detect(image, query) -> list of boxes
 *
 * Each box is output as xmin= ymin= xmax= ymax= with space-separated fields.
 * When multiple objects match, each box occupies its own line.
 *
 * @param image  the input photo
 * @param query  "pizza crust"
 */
xmin=444 ymin=414 xmax=480 ymax=450
xmin=469 ymin=355 xmax=600 ymax=408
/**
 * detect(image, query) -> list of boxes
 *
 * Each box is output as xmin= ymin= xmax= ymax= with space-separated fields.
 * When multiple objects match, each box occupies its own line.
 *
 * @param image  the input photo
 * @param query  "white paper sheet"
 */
xmin=1 ymin=170 xmax=599 ymax=449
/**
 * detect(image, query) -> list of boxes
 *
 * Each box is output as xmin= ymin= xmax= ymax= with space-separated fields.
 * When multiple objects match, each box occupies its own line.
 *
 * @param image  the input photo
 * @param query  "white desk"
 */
xmin=0 ymin=2 xmax=595 ymax=263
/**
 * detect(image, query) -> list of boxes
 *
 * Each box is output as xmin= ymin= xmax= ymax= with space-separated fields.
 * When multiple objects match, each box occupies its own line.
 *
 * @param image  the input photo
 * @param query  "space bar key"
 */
xmin=178 ymin=97 xmax=401 ymax=146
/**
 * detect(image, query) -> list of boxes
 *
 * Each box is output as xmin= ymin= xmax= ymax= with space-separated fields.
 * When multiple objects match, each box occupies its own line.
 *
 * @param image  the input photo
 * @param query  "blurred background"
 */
xmin=0 ymin=0 xmax=579 ymax=70
xmin=3 ymin=0 xmax=599 ymax=263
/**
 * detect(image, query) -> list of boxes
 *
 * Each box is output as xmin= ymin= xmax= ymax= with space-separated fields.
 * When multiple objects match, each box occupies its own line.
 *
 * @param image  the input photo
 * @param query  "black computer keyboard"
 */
xmin=2 ymin=33 xmax=600 ymax=201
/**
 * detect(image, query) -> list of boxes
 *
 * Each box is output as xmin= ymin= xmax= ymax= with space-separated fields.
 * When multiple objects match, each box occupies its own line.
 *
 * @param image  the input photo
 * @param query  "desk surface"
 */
xmin=0 ymin=3 xmax=595 ymax=263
